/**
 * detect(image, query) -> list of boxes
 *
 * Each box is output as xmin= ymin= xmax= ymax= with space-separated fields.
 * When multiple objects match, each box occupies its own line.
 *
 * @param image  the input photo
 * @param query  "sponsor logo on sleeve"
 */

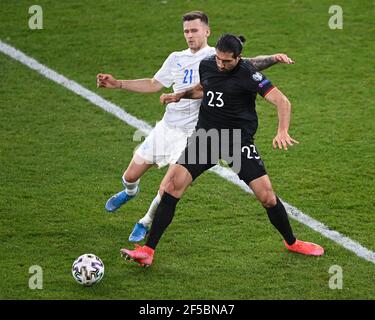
xmin=252 ymin=72 xmax=263 ymax=81
xmin=259 ymin=79 xmax=270 ymax=88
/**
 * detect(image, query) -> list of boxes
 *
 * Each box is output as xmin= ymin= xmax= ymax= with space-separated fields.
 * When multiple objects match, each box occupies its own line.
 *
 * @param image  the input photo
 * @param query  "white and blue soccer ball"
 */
xmin=72 ymin=253 xmax=104 ymax=286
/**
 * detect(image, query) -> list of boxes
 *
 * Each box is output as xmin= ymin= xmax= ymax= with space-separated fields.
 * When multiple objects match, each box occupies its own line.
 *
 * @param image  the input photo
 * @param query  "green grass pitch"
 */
xmin=0 ymin=0 xmax=374 ymax=299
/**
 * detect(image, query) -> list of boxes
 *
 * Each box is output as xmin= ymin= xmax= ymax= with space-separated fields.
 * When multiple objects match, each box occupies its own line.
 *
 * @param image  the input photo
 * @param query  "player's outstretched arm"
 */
xmin=97 ymin=73 xmax=164 ymax=93
xmin=160 ymin=84 xmax=203 ymax=105
xmin=264 ymin=87 xmax=299 ymax=150
xmin=246 ymin=54 xmax=294 ymax=71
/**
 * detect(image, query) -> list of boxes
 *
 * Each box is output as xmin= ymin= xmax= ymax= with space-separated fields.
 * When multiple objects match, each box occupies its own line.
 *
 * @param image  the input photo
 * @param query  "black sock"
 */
xmin=266 ymin=197 xmax=296 ymax=245
xmin=145 ymin=192 xmax=180 ymax=250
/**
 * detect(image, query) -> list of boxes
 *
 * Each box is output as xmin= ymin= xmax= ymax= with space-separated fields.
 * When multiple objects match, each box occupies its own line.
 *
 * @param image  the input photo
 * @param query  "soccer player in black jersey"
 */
xmin=121 ymin=34 xmax=324 ymax=267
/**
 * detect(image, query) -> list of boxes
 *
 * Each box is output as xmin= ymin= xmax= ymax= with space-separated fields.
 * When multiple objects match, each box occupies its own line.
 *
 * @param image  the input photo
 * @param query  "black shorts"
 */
xmin=177 ymin=129 xmax=267 ymax=185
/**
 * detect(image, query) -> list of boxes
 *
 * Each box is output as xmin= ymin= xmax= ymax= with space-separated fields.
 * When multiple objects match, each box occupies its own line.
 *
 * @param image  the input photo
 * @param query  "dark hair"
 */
xmin=182 ymin=11 xmax=209 ymax=25
xmin=215 ymin=34 xmax=246 ymax=58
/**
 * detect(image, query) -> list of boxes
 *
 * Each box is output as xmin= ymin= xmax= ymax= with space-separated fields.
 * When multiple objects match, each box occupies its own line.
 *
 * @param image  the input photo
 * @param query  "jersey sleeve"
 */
xmin=249 ymin=71 xmax=275 ymax=97
xmin=153 ymin=53 xmax=175 ymax=88
xmin=198 ymin=60 xmax=204 ymax=84
xmin=198 ymin=58 xmax=210 ymax=84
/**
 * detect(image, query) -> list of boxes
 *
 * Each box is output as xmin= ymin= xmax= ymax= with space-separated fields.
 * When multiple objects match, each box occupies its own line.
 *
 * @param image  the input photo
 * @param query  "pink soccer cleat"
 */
xmin=120 ymin=244 xmax=154 ymax=267
xmin=284 ymin=239 xmax=324 ymax=256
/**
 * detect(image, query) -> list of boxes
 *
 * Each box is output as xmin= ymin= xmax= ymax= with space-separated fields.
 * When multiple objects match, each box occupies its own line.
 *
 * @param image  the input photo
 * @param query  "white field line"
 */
xmin=1 ymin=40 xmax=374 ymax=265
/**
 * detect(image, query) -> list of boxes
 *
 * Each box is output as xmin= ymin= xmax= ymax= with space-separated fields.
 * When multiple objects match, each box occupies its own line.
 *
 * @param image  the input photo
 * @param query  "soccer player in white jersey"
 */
xmin=97 ymin=11 xmax=294 ymax=242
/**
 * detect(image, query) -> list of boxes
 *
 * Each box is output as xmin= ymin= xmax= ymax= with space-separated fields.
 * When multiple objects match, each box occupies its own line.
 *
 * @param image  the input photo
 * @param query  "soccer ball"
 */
xmin=72 ymin=253 xmax=104 ymax=286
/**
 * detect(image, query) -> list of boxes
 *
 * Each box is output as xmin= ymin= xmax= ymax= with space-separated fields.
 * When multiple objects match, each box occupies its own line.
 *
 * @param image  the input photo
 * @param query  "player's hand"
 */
xmin=272 ymin=131 xmax=299 ymax=150
xmin=273 ymin=54 xmax=295 ymax=64
xmin=160 ymin=93 xmax=182 ymax=105
xmin=97 ymin=73 xmax=120 ymax=89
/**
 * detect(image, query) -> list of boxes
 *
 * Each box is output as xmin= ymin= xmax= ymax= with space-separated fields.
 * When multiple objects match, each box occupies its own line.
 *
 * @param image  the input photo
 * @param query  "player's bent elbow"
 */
xmin=277 ymin=97 xmax=291 ymax=113
xmin=278 ymin=95 xmax=291 ymax=108
xmin=150 ymin=79 xmax=164 ymax=92
xmin=285 ymin=97 xmax=291 ymax=109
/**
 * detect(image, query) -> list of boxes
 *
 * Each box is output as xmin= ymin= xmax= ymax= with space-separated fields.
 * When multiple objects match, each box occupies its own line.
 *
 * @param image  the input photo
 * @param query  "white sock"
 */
xmin=122 ymin=177 xmax=140 ymax=196
xmin=139 ymin=192 xmax=161 ymax=228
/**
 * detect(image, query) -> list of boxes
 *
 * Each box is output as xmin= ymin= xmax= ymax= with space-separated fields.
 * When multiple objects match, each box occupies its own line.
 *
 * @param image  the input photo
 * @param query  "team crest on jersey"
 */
xmin=252 ymin=72 xmax=263 ymax=81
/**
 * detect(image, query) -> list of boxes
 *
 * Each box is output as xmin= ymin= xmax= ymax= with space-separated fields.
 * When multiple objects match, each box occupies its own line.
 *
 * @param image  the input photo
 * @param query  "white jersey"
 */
xmin=154 ymin=45 xmax=215 ymax=130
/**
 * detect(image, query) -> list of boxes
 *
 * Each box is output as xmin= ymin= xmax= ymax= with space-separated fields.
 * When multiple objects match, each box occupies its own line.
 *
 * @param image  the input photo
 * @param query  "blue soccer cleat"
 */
xmin=105 ymin=190 xmax=138 ymax=213
xmin=129 ymin=222 xmax=149 ymax=242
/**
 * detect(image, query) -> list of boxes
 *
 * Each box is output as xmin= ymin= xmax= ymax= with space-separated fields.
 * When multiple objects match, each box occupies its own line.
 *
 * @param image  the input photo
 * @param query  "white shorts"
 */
xmin=135 ymin=120 xmax=194 ymax=168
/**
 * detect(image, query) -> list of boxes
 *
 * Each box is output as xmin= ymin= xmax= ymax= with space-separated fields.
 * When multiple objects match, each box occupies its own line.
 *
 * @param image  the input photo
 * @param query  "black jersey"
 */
xmin=197 ymin=55 xmax=274 ymax=142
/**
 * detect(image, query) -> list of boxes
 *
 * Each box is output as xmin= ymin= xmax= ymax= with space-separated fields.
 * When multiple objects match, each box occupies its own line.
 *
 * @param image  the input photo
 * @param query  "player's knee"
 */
xmin=163 ymin=178 xmax=178 ymax=194
xmin=258 ymin=190 xmax=277 ymax=208
xmin=158 ymin=184 xmax=166 ymax=196
xmin=123 ymin=170 xmax=139 ymax=183
xmin=163 ymin=175 xmax=185 ymax=197
xmin=163 ymin=183 xmax=173 ymax=194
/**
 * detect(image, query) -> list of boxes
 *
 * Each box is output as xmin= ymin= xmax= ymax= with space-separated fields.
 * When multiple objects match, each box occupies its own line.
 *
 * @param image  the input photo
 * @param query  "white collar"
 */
xmin=187 ymin=45 xmax=211 ymax=56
